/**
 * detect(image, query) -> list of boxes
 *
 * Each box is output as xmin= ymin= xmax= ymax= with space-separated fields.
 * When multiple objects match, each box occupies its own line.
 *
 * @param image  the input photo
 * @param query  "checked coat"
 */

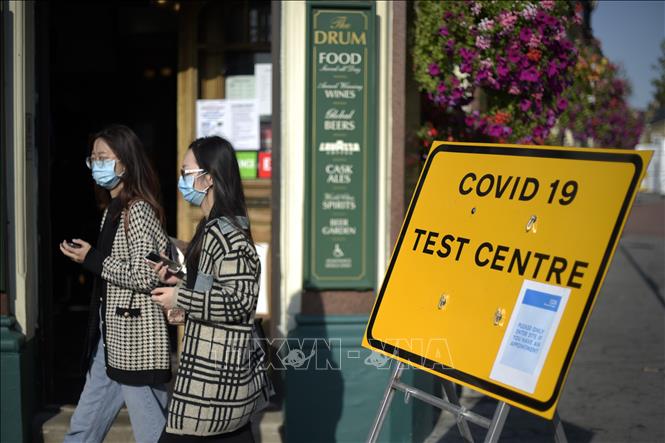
xmin=166 ymin=217 xmax=270 ymax=436
xmin=88 ymin=200 xmax=171 ymax=385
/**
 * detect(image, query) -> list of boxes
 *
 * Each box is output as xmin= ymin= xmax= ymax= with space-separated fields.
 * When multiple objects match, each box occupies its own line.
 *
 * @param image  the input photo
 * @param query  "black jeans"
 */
xmin=158 ymin=423 xmax=254 ymax=443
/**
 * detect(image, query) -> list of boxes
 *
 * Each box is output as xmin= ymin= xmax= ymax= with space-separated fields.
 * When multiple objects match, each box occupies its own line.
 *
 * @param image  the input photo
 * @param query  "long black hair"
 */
xmin=90 ymin=124 xmax=165 ymax=227
xmin=185 ymin=136 xmax=253 ymax=275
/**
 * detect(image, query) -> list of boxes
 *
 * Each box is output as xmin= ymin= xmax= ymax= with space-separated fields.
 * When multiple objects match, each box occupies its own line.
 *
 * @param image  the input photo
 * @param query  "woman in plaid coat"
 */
xmin=60 ymin=124 xmax=171 ymax=443
xmin=151 ymin=136 xmax=271 ymax=442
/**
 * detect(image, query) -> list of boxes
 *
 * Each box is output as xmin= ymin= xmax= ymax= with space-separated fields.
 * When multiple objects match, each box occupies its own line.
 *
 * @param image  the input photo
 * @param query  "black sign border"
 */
xmin=366 ymin=142 xmax=644 ymax=412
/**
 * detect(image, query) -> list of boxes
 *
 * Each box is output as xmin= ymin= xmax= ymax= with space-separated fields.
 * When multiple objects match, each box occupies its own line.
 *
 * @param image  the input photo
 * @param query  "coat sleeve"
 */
xmin=175 ymin=226 xmax=259 ymax=324
xmin=100 ymin=201 xmax=165 ymax=294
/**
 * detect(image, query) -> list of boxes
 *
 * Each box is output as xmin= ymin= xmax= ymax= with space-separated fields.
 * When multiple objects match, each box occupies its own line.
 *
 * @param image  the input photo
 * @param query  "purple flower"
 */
xmin=445 ymin=39 xmax=456 ymax=55
xmin=439 ymin=26 xmax=449 ymax=37
xmin=476 ymin=35 xmax=491 ymax=50
xmin=460 ymin=62 xmax=473 ymax=74
xmin=444 ymin=11 xmax=454 ymax=20
xmin=428 ymin=63 xmax=440 ymax=76
xmin=557 ymin=98 xmax=568 ymax=111
xmin=519 ymin=67 xmax=540 ymax=82
xmin=546 ymin=61 xmax=559 ymax=78
xmin=437 ymin=82 xmax=447 ymax=93
xmin=520 ymin=99 xmax=531 ymax=112
xmin=508 ymin=46 xmax=522 ymax=64
xmin=497 ymin=63 xmax=510 ymax=78
xmin=465 ymin=115 xmax=476 ymax=127
xmin=520 ymin=28 xmax=532 ymax=43
xmin=459 ymin=48 xmax=475 ymax=61
xmin=547 ymin=110 xmax=557 ymax=127
xmin=477 ymin=69 xmax=489 ymax=82
xmin=488 ymin=125 xmax=504 ymax=137
xmin=488 ymin=125 xmax=512 ymax=138
xmin=471 ymin=2 xmax=482 ymax=16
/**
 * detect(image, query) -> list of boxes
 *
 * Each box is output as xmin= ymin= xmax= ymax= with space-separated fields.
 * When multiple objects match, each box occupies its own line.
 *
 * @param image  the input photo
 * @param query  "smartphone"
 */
xmin=144 ymin=251 xmax=185 ymax=277
xmin=67 ymin=240 xmax=82 ymax=249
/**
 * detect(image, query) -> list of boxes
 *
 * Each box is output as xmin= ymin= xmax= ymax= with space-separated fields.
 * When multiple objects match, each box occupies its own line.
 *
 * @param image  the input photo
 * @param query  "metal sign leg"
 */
xmin=441 ymin=381 xmax=474 ymax=443
xmin=367 ymin=360 xmax=405 ymax=443
xmin=553 ymin=410 xmax=568 ymax=443
xmin=483 ymin=402 xmax=510 ymax=443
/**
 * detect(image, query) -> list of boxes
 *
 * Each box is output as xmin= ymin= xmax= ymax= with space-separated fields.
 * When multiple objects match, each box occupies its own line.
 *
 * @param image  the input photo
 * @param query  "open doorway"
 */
xmin=38 ymin=0 xmax=179 ymax=405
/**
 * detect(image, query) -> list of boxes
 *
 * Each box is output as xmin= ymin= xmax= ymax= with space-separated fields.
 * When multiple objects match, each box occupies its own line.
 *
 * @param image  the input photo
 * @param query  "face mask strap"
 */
xmin=193 ymin=172 xmax=211 ymax=194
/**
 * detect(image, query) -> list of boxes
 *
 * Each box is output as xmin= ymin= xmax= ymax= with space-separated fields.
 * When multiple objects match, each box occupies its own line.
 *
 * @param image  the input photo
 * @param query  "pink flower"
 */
xmin=521 ymin=4 xmax=538 ymax=20
xmin=478 ymin=18 xmax=495 ymax=32
xmin=528 ymin=33 xmax=542 ymax=48
xmin=437 ymin=82 xmax=447 ymax=93
xmin=509 ymin=84 xmax=521 ymax=95
xmin=428 ymin=63 xmax=440 ymax=76
xmin=498 ymin=12 xmax=517 ymax=31
xmin=471 ymin=2 xmax=482 ymax=16
xmin=541 ymin=0 xmax=555 ymax=10
xmin=439 ymin=26 xmax=449 ymax=37
xmin=476 ymin=35 xmax=490 ymax=50
xmin=520 ymin=99 xmax=531 ymax=111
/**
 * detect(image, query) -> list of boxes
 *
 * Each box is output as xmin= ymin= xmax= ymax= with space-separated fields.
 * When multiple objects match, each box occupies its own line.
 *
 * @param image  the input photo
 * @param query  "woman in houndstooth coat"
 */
xmin=60 ymin=124 xmax=172 ymax=443
xmin=151 ymin=136 xmax=271 ymax=442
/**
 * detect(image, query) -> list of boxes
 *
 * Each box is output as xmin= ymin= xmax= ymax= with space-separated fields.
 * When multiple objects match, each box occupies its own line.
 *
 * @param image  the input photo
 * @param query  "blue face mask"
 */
xmin=178 ymin=174 xmax=210 ymax=206
xmin=91 ymin=160 xmax=122 ymax=189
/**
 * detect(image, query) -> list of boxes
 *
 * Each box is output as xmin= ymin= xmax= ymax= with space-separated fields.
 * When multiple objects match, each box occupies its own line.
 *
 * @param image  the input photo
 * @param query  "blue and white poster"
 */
xmin=490 ymin=280 xmax=570 ymax=393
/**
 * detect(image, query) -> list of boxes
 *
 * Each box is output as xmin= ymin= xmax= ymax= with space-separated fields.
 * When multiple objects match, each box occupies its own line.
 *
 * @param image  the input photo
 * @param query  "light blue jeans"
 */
xmin=63 ymin=337 xmax=168 ymax=443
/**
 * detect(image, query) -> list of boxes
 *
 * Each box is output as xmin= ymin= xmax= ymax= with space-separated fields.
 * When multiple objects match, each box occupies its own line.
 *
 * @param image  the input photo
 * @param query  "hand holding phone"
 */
xmin=67 ymin=240 xmax=82 ymax=249
xmin=145 ymin=251 xmax=185 ymax=282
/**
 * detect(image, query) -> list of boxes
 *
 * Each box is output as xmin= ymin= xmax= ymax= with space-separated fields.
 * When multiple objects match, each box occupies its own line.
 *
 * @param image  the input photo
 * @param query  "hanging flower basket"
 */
xmin=413 ymin=0 xmax=582 ymax=144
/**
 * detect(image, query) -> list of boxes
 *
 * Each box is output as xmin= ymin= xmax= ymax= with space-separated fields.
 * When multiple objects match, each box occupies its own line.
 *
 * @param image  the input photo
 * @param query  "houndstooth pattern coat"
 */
xmin=99 ymin=200 xmax=171 ymax=385
xmin=166 ymin=217 xmax=270 ymax=436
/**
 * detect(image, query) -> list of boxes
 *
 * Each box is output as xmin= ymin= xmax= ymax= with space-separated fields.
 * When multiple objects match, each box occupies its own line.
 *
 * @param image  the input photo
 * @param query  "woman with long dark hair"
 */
xmin=60 ymin=124 xmax=171 ymax=443
xmin=151 ymin=136 xmax=270 ymax=442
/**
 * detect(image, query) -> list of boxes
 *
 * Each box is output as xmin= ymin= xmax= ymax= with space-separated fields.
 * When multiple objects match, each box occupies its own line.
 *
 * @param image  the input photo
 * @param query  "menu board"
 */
xmin=304 ymin=3 xmax=376 ymax=289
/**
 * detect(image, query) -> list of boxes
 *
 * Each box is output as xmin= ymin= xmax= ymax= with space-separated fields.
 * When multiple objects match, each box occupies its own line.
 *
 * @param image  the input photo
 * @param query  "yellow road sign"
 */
xmin=363 ymin=141 xmax=652 ymax=419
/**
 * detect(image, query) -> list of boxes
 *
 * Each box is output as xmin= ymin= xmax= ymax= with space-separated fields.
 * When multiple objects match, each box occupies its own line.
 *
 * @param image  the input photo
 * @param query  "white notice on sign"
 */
xmin=226 ymin=75 xmax=256 ymax=99
xmin=196 ymin=100 xmax=231 ymax=140
xmin=229 ymin=99 xmax=260 ymax=151
xmin=255 ymin=63 xmax=272 ymax=116
xmin=490 ymin=280 xmax=570 ymax=394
